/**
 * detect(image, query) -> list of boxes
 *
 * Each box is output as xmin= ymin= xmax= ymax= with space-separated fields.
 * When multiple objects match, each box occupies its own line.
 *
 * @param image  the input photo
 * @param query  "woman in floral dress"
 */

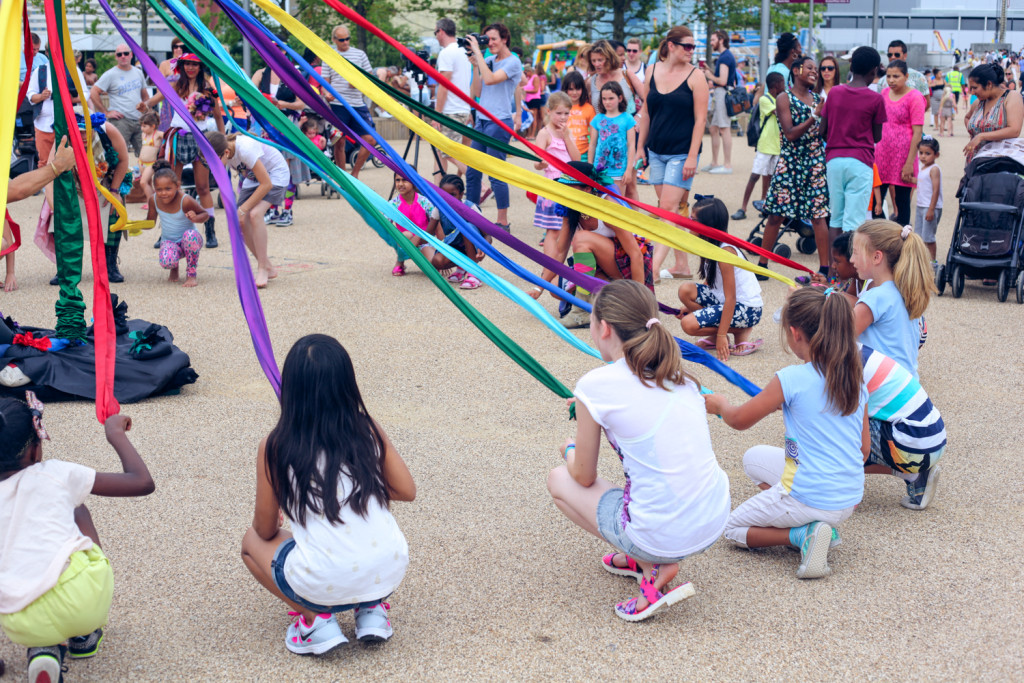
xmin=876 ymin=59 xmax=925 ymax=227
xmin=757 ymin=56 xmax=831 ymax=279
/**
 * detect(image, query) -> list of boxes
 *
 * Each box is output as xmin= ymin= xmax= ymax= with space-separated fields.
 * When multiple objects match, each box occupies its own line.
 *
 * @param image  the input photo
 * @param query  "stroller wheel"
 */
xmin=217 ymin=191 xmax=224 ymax=209
xmin=321 ymin=183 xmax=326 ymax=196
xmin=773 ymin=243 xmax=792 ymax=260
xmin=935 ymin=264 xmax=946 ymax=296
xmin=997 ymin=269 xmax=1010 ymax=302
xmin=750 ymin=236 xmax=763 ymax=248
xmin=371 ymin=146 xmax=387 ymax=168
xmin=951 ymin=265 xmax=965 ymax=298
xmin=796 ymin=235 xmax=817 ymax=255
xmin=1016 ymin=272 xmax=1024 ymax=304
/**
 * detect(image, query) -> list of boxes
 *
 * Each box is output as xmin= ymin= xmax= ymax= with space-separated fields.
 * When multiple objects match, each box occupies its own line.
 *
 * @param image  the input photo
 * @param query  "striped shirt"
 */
xmin=861 ymin=344 xmax=946 ymax=455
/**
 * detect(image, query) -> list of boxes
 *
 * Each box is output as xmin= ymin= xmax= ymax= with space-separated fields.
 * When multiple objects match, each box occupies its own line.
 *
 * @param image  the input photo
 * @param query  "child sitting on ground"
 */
xmin=732 ymin=71 xmax=785 ymax=221
xmin=137 ymin=111 xmax=163 ymax=211
xmin=705 ymin=287 xmax=868 ymax=580
xmin=0 ymin=395 xmax=154 ymax=680
xmin=530 ymin=92 xmax=581 ymax=300
xmin=678 ymin=197 xmax=764 ymax=360
xmin=423 ymin=175 xmax=485 ymax=290
xmin=240 ymin=334 xmax=415 ymax=654
xmin=914 ymin=137 xmax=942 ymax=271
xmin=547 ymin=280 xmax=731 ymax=621
xmin=388 ymin=173 xmax=435 ymax=277
xmin=147 ymin=161 xmax=208 ymax=287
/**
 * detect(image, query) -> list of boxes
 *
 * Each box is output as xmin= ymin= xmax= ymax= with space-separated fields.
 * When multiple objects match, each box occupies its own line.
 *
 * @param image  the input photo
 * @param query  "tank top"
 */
xmin=589 ymin=73 xmax=635 ymax=115
xmin=915 ymin=164 xmax=942 ymax=209
xmin=709 ymin=244 xmax=763 ymax=308
xmin=157 ymin=195 xmax=195 ymax=243
xmin=543 ymin=131 xmax=571 ymax=179
xmin=646 ymin=63 xmax=702 ymax=156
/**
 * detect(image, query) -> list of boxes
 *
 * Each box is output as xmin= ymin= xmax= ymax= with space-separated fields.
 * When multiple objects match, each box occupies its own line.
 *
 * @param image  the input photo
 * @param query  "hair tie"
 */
xmin=901 ymin=225 xmax=912 ymax=240
xmin=24 ymin=390 xmax=50 ymax=442
xmin=823 ymin=286 xmax=836 ymax=298
xmin=645 ymin=318 xmax=660 ymax=329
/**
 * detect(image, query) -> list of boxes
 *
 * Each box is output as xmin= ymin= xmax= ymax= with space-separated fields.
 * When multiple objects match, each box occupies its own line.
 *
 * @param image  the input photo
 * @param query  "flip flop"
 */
xmin=601 ymin=553 xmax=644 ymax=582
xmin=695 ymin=338 xmax=718 ymax=351
xmin=731 ymin=339 xmax=764 ymax=356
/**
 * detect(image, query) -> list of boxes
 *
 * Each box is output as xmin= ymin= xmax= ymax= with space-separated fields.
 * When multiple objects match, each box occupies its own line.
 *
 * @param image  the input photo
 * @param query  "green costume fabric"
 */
xmin=50 ymin=19 xmax=86 ymax=341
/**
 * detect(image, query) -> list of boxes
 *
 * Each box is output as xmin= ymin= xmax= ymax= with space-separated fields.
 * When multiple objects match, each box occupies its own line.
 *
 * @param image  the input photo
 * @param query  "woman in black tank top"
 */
xmin=636 ymin=26 xmax=709 ymax=279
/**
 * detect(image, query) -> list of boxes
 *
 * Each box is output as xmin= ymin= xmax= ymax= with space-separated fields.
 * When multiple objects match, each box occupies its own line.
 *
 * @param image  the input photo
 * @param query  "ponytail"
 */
xmin=204 ymin=130 xmax=238 ymax=158
xmin=151 ymin=159 xmax=178 ymax=187
xmin=856 ymin=220 xmax=936 ymax=319
xmin=657 ymin=25 xmax=693 ymax=62
xmin=782 ymin=288 xmax=863 ymax=416
xmin=592 ymin=280 xmax=692 ymax=391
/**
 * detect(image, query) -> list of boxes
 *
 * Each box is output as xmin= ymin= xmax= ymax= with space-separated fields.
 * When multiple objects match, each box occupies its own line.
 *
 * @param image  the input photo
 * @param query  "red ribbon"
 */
xmin=12 ymin=332 xmax=52 ymax=351
xmin=44 ymin=0 xmax=119 ymax=422
xmin=1 ymin=211 xmax=20 ymax=257
xmin=321 ymin=0 xmax=812 ymax=274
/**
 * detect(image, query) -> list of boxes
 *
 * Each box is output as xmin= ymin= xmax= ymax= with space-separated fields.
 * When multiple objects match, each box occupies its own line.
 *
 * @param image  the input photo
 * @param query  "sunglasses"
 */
xmin=626 ymin=48 xmax=639 ymax=53
xmin=334 ymin=36 xmax=350 ymax=43
xmin=887 ymin=52 xmax=902 ymax=58
xmin=115 ymin=51 xmax=130 ymax=57
xmin=820 ymin=65 xmax=836 ymax=71
xmin=671 ymin=40 xmax=696 ymax=51
xmin=172 ymin=45 xmax=183 ymax=50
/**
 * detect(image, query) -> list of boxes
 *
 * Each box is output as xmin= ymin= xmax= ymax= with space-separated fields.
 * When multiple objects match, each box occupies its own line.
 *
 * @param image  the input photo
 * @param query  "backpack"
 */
xmin=722 ymin=59 xmax=751 ymax=115
xmin=746 ymin=94 xmax=775 ymax=148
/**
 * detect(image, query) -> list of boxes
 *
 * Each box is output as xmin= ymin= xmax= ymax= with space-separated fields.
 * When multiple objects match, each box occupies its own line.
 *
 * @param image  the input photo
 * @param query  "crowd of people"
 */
xmin=11 ymin=14 xmax=1024 ymax=676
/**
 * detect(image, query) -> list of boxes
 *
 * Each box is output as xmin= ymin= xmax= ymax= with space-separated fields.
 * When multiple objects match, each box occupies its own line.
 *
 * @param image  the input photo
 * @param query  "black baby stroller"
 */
xmin=936 ymin=156 xmax=1024 ymax=303
xmin=745 ymin=201 xmax=818 ymax=260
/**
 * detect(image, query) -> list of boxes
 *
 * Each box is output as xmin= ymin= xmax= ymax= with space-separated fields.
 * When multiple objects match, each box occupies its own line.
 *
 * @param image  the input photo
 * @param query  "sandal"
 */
xmin=460 ymin=274 xmax=482 ymax=290
xmin=731 ymin=339 xmax=764 ymax=356
xmin=447 ymin=268 xmax=466 ymax=283
xmin=601 ymin=553 xmax=644 ymax=582
xmin=614 ymin=566 xmax=696 ymax=622
xmin=695 ymin=338 xmax=718 ymax=351
xmin=391 ymin=263 xmax=406 ymax=277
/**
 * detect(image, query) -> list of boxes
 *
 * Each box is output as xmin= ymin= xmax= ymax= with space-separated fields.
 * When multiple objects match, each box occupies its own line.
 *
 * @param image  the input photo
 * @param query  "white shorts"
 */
xmin=751 ymin=152 xmax=779 ymax=177
xmin=723 ymin=445 xmax=856 ymax=548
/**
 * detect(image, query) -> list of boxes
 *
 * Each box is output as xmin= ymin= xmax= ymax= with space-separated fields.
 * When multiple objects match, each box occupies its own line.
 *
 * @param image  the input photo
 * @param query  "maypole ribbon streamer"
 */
xmin=250 ymin=0 xmax=795 ymax=286
xmin=320 ymin=0 xmax=810 ymax=276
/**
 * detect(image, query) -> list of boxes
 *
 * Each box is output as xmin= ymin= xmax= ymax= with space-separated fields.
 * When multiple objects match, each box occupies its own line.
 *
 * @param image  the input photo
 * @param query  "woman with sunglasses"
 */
xmin=145 ymin=53 xmax=225 ymax=249
xmin=758 ymin=56 xmax=831 ymax=280
xmin=815 ymin=56 xmax=839 ymax=102
xmin=157 ymin=40 xmax=185 ymax=133
xmin=637 ymin=25 xmax=708 ymax=281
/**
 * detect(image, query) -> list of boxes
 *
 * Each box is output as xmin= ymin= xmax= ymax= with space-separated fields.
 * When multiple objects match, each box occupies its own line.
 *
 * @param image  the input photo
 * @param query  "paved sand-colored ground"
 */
xmin=1 ymin=122 xmax=1022 ymax=681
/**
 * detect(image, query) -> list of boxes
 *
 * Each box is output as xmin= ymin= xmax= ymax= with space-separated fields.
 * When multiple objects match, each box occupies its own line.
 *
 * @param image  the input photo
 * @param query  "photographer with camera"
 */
xmin=465 ymin=23 xmax=523 ymax=231
xmin=431 ymin=17 xmax=472 ymax=178
xmin=322 ymin=24 xmax=376 ymax=179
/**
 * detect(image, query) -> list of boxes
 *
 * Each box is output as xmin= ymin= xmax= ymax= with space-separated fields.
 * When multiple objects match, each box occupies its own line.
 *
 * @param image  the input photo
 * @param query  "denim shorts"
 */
xmin=271 ymin=538 xmax=384 ymax=614
xmin=596 ymin=488 xmax=709 ymax=564
xmin=329 ymin=103 xmax=375 ymax=135
xmin=646 ymin=151 xmax=699 ymax=190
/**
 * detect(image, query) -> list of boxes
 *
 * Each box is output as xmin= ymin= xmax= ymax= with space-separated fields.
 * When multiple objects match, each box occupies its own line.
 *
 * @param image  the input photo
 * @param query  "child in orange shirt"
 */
xmin=562 ymin=71 xmax=595 ymax=163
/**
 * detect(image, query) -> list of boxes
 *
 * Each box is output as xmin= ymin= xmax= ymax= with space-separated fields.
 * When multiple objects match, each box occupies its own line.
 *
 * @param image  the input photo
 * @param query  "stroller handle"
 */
xmin=959 ymin=201 xmax=1020 ymax=215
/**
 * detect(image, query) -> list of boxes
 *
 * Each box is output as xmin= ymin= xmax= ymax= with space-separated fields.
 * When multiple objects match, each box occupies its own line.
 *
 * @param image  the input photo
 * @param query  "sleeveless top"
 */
xmin=589 ymin=73 xmax=636 ymax=115
xmin=646 ymin=63 xmax=702 ymax=156
xmin=966 ymin=89 xmax=1024 ymax=165
xmin=157 ymin=195 xmax=195 ymax=243
xmin=544 ymin=132 xmax=571 ymax=179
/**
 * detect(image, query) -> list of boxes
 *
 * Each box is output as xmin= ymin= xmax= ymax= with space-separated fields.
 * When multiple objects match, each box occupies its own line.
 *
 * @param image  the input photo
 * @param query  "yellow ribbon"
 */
xmin=0 ymin=0 xmax=26 ymax=215
xmin=251 ymin=0 xmax=794 ymax=285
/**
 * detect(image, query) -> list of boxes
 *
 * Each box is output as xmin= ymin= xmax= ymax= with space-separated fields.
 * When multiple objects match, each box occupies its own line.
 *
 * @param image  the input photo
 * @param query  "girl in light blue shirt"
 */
xmin=705 ymin=287 xmax=869 ymax=580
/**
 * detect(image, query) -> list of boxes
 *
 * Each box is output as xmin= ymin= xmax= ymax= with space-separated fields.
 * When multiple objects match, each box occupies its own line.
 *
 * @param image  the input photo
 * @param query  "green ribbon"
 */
xmin=50 ymin=11 xmax=86 ymax=341
xmin=152 ymin=0 xmax=574 ymax=402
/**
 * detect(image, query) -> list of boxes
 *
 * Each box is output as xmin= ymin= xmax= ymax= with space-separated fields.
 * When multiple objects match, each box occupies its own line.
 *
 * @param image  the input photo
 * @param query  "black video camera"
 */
xmin=403 ymin=48 xmax=431 ymax=85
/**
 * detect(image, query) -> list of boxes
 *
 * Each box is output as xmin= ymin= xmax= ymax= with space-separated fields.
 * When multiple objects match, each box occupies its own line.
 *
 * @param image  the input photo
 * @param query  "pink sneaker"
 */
xmin=460 ymin=274 xmax=482 ymax=290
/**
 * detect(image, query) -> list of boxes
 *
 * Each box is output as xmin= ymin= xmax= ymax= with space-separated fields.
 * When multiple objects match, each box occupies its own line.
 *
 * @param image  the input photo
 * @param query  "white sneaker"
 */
xmin=285 ymin=612 xmax=347 ymax=655
xmin=709 ymin=167 xmax=733 ymax=175
xmin=796 ymin=522 xmax=833 ymax=579
xmin=700 ymin=163 xmax=717 ymax=172
xmin=354 ymin=602 xmax=393 ymax=642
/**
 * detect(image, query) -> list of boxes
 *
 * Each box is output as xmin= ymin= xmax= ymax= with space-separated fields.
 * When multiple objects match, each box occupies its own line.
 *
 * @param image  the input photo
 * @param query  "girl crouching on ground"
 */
xmin=548 ymin=280 xmax=731 ymax=622
xmin=148 ymin=160 xmax=208 ymax=287
xmin=241 ymin=334 xmax=415 ymax=654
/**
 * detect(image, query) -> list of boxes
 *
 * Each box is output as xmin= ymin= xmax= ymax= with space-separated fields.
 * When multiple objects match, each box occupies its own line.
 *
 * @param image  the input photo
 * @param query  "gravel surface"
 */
xmin=1 ymin=124 xmax=1020 ymax=681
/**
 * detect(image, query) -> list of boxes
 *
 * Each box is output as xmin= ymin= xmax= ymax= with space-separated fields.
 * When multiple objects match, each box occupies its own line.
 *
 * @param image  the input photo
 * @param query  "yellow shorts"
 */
xmin=0 ymin=546 xmax=113 ymax=647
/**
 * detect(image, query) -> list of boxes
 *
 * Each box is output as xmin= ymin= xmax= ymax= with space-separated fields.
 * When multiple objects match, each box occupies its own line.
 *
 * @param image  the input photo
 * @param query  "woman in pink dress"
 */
xmin=876 ymin=60 xmax=925 ymax=226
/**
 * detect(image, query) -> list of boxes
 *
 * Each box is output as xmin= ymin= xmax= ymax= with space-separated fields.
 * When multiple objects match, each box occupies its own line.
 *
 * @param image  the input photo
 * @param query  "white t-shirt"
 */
xmin=710 ymin=244 xmax=764 ymax=308
xmin=94 ymin=65 xmax=148 ymax=121
xmin=228 ymin=136 xmax=291 ymax=188
xmin=284 ymin=464 xmax=409 ymax=606
xmin=435 ymin=42 xmax=472 ymax=115
xmin=574 ymin=359 xmax=731 ymax=557
xmin=0 ymin=460 xmax=96 ymax=612
xmin=26 ymin=66 xmax=86 ymax=134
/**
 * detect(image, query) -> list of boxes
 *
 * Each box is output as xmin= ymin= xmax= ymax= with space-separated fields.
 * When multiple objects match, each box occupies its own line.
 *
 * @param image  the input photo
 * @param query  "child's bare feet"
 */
xmin=268 ymin=264 xmax=278 ymax=280
xmin=529 ymin=287 xmax=542 ymax=300
xmin=183 ymin=275 xmax=198 ymax=288
xmin=255 ymin=268 xmax=269 ymax=289
xmin=168 ymin=266 xmax=179 ymax=282
xmin=3 ymin=273 xmax=16 ymax=292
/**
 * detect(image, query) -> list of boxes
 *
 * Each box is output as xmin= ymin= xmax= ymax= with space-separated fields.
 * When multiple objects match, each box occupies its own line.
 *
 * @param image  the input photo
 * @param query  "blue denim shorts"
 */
xmin=646 ymin=151 xmax=699 ymax=191
xmin=596 ymin=488 xmax=710 ymax=564
xmin=271 ymin=538 xmax=385 ymax=614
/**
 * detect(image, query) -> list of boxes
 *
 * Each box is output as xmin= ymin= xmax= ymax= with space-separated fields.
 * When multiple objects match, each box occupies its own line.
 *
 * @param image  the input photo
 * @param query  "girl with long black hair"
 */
xmin=240 ymin=334 xmax=416 ymax=655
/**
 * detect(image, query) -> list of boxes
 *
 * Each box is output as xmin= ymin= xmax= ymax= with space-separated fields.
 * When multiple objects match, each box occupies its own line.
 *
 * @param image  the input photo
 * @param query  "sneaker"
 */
xmin=264 ymin=207 xmax=280 ymax=225
xmin=354 ymin=602 xmax=393 ymax=642
xmin=68 ymin=628 xmax=103 ymax=659
xmin=796 ymin=522 xmax=833 ymax=579
xmin=27 ymin=645 xmax=65 ymax=683
xmin=752 ymin=199 xmax=765 ymax=213
xmin=901 ymin=464 xmax=941 ymax=510
xmin=709 ymin=167 xmax=733 ymax=175
xmin=284 ymin=612 xmax=347 ymax=655
xmin=561 ymin=306 xmax=590 ymax=329
xmin=830 ymin=527 xmax=842 ymax=548
xmin=700 ymin=163 xmax=717 ymax=173
xmin=153 ymin=236 xmax=162 ymax=249
xmin=275 ymin=209 xmax=293 ymax=226
xmin=731 ymin=209 xmax=747 ymax=220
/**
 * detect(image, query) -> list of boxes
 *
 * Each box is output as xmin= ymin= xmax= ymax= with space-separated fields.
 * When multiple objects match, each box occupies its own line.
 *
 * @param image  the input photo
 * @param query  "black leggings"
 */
xmin=877 ymin=184 xmax=913 ymax=226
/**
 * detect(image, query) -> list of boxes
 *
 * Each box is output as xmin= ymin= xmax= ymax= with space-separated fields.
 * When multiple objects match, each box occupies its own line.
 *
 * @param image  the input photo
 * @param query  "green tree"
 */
xmin=686 ymin=0 xmax=809 ymax=63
